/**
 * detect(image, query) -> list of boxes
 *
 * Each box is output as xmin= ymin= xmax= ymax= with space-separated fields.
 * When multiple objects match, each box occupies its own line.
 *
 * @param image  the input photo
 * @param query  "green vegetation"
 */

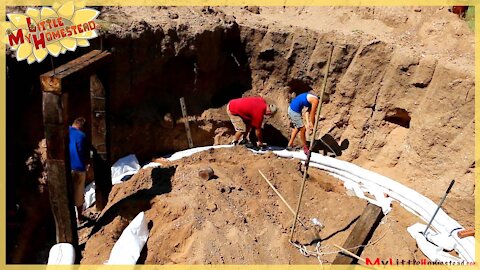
xmin=465 ymin=6 xmax=474 ymax=32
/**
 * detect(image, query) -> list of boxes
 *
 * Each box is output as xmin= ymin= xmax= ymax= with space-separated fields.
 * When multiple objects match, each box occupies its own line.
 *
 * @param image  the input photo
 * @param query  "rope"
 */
xmin=290 ymin=216 xmax=390 ymax=264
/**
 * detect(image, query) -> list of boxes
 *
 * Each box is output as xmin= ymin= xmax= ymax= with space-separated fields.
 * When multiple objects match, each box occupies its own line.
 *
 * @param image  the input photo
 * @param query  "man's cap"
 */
xmin=268 ymin=104 xmax=277 ymax=115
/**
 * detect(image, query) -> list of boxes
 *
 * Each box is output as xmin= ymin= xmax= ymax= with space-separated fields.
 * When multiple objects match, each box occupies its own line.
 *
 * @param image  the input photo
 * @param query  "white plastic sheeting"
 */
xmin=161 ymin=145 xmax=474 ymax=263
xmin=105 ymin=211 xmax=149 ymax=265
xmin=83 ymin=181 xmax=96 ymax=210
xmin=111 ymin=154 xmax=141 ymax=184
xmin=142 ymin=145 xmax=233 ymax=169
xmin=47 ymin=243 xmax=75 ymax=265
xmin=408 ymin=223 xmax=462 ymax=263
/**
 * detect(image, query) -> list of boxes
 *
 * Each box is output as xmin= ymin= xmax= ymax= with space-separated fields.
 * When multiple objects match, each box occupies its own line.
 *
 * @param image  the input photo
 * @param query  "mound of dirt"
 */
xmin=80 ymin=147 xmax=426 ymax=264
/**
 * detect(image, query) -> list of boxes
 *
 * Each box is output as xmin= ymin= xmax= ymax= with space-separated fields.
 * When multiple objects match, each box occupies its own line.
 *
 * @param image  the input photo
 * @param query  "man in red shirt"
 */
xmin=227 ymin=96 xmax=277 ymax=147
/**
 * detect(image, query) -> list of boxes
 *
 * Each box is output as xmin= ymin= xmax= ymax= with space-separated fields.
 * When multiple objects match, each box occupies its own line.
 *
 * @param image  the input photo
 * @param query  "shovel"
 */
xmin=423 ymin=180 xmax=455 ymax=236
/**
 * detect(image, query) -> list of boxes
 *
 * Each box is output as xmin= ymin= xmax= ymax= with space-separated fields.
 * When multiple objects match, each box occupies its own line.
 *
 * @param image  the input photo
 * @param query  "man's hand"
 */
xmin=308 ymin=123 xmax=314 ymax=134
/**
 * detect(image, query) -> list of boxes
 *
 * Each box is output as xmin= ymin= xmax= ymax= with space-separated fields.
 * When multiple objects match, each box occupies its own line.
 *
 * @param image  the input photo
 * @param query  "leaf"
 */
xmin=47 ymin=41 xmax=62 ymax=57
xmin=26 ymin=8 xmax=40 ymax=22
xmin=33 ymin=47 xmax=48 ymax=62
xmin=40 ymin=7 xmax=58 ymax=19
xmin=7 ymin=14 xmax=29 ymax=29
xmin=76 ymin=39 xmax=89 ymax=47
xmin=27 ymin=54 xmax=36 ymax=64
xmin=57 ymin=1 xmax=75 ymax=20
xmin=60 ymin=37 xmax=77 ymax=51
xmin=71 ymin=8 xmax=100 ymax=25
xmin=16 ymin=42 xmax=33 ymax=61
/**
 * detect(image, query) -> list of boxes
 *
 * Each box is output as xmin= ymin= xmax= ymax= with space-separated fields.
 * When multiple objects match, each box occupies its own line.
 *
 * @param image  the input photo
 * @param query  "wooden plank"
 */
xmin=42 ymin=92 xmax=77 ymax=245
xmin=90 ymin=74 xmax=107 ymax=159
xmin=40 ymin=50 xmax=111 ymax=94
xmin=90 ymin=74 xmax=111 ymax=210
xmin=179 ymin=97 xmax=194 ymax=148
xmin=333 ymin=203 xmax=384 ymax=264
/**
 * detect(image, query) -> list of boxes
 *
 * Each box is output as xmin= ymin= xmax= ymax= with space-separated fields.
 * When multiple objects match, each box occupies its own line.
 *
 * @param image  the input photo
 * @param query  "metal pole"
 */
xmin=423 ymin=180 xmax=455 ymax=235
xmin=290 ymin=44 xmax=334 ymax=242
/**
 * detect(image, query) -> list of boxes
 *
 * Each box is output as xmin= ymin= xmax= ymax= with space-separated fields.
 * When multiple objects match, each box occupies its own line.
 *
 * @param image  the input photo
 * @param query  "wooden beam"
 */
xmin=40 ymin=50 xmax=112 ymax=246
xmin=42 ymin=92 xmax=78 ymax=245
xmin=90 ymin=74 xmax=111 ymax=210
xmin=40 ymin=50 xmax=111 ymax=94
xmin=333 ymin=203 xmax=384 ymax=265
xmin=179 ymin=97 xmax=194 ymax=148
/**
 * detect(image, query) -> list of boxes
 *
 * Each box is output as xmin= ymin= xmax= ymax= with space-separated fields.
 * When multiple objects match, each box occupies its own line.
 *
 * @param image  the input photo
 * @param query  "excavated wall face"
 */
xmin=237 ymin=25 xmax=474 ymax=207
xmin=101 ymin=22 xmax=254 ymax=161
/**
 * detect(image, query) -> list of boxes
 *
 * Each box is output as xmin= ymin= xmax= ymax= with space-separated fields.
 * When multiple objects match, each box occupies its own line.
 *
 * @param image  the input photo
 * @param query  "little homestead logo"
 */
xmin=1 ymin=1 xmax=100 ymax=64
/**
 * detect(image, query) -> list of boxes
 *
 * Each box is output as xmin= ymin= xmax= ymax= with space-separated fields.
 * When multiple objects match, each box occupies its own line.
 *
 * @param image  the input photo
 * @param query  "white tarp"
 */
xmin=111 ymin=154 xmax=141 ymax=185
xmin=106 ymin=211 xmax=149 ymax=265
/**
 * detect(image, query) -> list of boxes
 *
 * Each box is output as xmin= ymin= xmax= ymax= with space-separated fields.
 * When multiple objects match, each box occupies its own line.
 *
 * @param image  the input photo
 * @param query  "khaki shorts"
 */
xmin=71 ymin=170 xmax=86 ymax=208
xmin=227 ymin=104 xmax=247 ymax=132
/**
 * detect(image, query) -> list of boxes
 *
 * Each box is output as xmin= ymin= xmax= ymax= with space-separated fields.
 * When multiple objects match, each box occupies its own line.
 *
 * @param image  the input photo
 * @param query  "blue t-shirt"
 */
xmin=289 ymin=93 xmax=317 ymax=113
xmin=69 ymin=126 xmax=87 ymax=171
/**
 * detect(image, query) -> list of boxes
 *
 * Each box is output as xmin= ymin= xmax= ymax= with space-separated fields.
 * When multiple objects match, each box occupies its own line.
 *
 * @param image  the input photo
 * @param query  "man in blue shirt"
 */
xmin=287 ymin=92 xmax=319 ymax=154
xmin=69 ymin=117 xmax=88 ymax=226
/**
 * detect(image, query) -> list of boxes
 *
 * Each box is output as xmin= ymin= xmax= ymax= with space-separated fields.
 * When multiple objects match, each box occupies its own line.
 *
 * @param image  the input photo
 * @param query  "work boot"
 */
xmin=257 ymin=142 xmax=268 ymax=150
xmin=286 ymin=145 xmax=299 ymax=151
xmin=244 ymin=142 xmax=258 ymax=150
xmin=238 ymin=138 xmax=249 ymax=145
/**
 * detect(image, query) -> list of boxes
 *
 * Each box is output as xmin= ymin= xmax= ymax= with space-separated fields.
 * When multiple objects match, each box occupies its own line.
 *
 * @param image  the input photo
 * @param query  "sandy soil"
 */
xmin=80 ymin=147 xmax=427 ymax=264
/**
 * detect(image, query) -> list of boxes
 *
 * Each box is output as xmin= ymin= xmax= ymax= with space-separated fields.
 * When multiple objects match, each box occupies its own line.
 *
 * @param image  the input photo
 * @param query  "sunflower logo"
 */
xmin=1 ymin=1 xmax=100 ymax=64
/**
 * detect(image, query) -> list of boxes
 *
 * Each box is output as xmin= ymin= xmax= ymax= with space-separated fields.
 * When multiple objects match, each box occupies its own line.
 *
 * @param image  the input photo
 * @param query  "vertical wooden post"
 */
xmin=179 ymin=97 xmax=194 ymax=148
xmin=90 ymin=74 xmax=111 ymax=210
xmin=42 ymin=91 xmax=78 ymax=245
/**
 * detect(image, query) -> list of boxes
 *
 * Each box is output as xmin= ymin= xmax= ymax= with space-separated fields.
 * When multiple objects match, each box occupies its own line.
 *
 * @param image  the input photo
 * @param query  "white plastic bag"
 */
xmin=83 ymin=181 xmax=96 ymax=210
xmin=47 ymin=243 xmax=75 ymax=265
xmin=105 ymin=212 xmax=149 ymax=265
xmin=111 ymin=154 xmax=141 ymax=185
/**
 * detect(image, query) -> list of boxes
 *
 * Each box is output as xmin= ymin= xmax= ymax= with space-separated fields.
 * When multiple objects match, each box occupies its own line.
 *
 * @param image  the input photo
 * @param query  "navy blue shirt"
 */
xmin=69 ymin=126 xmax=87 ymax=171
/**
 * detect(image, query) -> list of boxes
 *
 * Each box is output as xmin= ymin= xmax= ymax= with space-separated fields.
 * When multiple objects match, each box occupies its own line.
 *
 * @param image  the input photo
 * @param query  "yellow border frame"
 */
xmin=1 ymin=0 xmax=478 ymax=269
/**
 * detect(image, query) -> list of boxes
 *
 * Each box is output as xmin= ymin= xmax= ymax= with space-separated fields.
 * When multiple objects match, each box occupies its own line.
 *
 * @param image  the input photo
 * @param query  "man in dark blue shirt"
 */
xmin=69 ymin=117 xmax=88 ymax=226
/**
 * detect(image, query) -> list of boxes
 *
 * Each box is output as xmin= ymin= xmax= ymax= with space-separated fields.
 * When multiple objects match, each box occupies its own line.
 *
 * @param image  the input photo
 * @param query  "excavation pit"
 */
xmin=6 ymin=6 xmax=474 ymax=265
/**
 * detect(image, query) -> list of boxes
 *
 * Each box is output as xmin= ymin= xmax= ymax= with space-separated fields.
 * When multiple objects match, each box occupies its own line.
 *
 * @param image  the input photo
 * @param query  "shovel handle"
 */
xmin=446 ymin=180 xmax=455 ymax=194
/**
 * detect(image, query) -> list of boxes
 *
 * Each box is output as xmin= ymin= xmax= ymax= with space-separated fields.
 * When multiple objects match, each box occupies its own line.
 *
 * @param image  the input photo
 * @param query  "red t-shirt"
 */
xmin=228 ymin=97 xmax=267 ymax=129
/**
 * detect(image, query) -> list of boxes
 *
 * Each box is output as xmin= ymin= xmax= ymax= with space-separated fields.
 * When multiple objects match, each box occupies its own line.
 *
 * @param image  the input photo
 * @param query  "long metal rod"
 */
xmin=258 ymin=170 xmax=308 ymax=229
xmin=423 ymin=180 xmax=455 ymax=235
xmin=290 ymin=44 xmax=334 ymax=242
